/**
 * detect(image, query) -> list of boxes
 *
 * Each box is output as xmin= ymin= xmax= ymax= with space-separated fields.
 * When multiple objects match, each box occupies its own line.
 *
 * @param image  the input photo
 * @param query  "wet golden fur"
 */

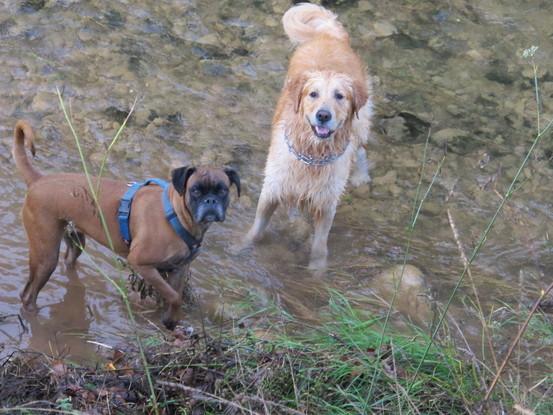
xmin=245 ymin=3 xmax=373 ymax=271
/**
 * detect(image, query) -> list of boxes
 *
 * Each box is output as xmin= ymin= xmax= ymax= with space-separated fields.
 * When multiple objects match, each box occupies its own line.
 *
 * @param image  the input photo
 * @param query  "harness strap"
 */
xmin=162 ymin=186 xmax=201 ymax=256
xmin=117 ymin=179 xmax=201 ymax=258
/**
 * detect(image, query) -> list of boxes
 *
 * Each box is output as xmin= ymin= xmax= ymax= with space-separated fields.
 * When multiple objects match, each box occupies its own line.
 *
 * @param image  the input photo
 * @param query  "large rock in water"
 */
xmin=371 ymin=264 xmax=432 ymax=324
xmin=431 ymin=128 xmax=476 ymax=154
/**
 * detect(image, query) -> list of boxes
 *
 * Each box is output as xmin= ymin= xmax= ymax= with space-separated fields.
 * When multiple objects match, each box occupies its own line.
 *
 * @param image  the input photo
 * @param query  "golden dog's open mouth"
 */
xmin=311 ymin=124 xmax=334 ymax=139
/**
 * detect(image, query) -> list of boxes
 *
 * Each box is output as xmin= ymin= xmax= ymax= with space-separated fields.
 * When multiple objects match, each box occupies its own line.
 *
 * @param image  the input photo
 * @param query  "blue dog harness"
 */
xmin=118 ymin=179 xmax=201 ymax=257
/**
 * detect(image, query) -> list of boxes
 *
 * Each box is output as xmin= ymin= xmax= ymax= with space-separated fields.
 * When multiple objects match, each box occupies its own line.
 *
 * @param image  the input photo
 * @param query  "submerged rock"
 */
xmin=357 ymin=1 xmax=373 ymax=12
xmin=373 ymin=21 xmax=397 ymax=38
xmin=370 ymin=264 xmax=432 ymax=323
xmin=431 ymin=128 xmax=474 ymax=153
xmin=31 ymin=91 xmax=53 ymax=113
xmin=372 ymin=170 xmax=397 ymax=187
xmin=380 ymin=116 xmax=408 ymax=141
xmin=380 ymin=112 xmax=431 ymax=142
xmin=20 ymin=0 xmax=45 ymax=13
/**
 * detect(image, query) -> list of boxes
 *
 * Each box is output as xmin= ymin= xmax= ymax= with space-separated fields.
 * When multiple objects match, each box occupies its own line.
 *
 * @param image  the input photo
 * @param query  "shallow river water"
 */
xmin=1 ymin=0 xmax=553 ymax=379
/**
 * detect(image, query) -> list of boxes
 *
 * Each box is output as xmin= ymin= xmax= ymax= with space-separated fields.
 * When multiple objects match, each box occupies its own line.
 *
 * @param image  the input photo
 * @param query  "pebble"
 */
xmin=373 ymin=170 xmax=397 ymax=187
xmin=380 ymin=116 xmax=408 ymax=140
xmin=373 ymin=21 xmax=397 ymax=38
xmin=31 ymin=91 xmax=53 ymax=112
xmin=431 ymin=128 xmax=470 ymax=147
xmin=202 ymin=62 xmax=232 ymax=77
xmin=264 ymin=16 xmax=278 ymax=27
xmin=78 ymin=29 xmax=94 ymax=42
xmin=446 ymin=104 xmax=463 ymax=116
xmin=152 ymin=117 xmax=165 ymax=127
xmin=358 ymin=0 xmax=373 ymax=12
xmin=465 ymin=49 xmax=487 ymax=61
xmin=196 ymin=33 xmax=220 ymax=47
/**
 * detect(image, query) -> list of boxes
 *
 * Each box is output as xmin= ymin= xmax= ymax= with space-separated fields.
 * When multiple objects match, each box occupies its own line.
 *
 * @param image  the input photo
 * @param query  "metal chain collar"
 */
xmin=284 ymin=133 xmax=349 ymax=166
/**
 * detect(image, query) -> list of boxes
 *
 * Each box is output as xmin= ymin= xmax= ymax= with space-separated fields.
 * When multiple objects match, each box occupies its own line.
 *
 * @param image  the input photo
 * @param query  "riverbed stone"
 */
xmin=380 ymin=116 xmax=408 ymax=141
xmin=431 ymin=128 xmax=471 ymax=148
xmin=202 ymin=62 xmax=232 ymax=77
xmin=373 ymin=21 xmax=397 ymax=38
xmin=31 ymin=91 xmax=53 ymax=112
xmin=78 ymin=28 xmax=94 ymax=42
xmin=373 ymin=170 xmax=397 ymax=187
xmin=195 ymin=33 xmax=220 ymax=47
xmin=358 ymin=0 xmax=373 ymax=12
xmin=446 ymin=104 xmax=463 ymax=117
xmin=371 ymin=264 xmax=432 ymax=323
xmin=264 ymin=16 xmax=278 ymax=27
xmin=20 ymin=0 xmax=45 ymax=13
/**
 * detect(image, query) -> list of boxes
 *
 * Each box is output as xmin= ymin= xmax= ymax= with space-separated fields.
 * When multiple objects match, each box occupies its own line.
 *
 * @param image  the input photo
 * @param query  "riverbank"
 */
xmin=2 ymin=294 xmax=551 ymax=414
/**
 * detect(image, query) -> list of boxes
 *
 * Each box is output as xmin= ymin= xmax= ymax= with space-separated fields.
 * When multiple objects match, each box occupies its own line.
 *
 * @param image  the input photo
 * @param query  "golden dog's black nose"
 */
xmin=316 ymin=109 xmax=332 ymax=123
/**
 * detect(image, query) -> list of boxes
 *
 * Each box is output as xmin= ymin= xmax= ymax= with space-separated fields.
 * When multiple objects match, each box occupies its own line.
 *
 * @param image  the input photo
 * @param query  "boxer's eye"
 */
xmin=219 ymin=187 xmax=228 ymax=196
xmin=190 ymin=187 xmax=202 ymax=197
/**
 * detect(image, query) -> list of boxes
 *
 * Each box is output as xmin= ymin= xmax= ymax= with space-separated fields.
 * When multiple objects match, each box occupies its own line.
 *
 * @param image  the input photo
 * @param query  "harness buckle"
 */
xmin=119 ymin=199 xmax=131 ymax=215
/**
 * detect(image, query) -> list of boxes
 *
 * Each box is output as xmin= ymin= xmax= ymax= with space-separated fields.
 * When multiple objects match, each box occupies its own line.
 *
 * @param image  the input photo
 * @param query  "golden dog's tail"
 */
xmin=282 ymin=3 xmax=349 ymax=45
xmin=13 ymin=120 xmax=42 ymax=186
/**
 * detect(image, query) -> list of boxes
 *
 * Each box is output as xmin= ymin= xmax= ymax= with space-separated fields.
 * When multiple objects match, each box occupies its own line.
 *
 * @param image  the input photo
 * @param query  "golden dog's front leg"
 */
xmin=130 ymin=263 xmax=182 ymax=330
xmin=350 ymin=146 xmax=371 ymax=186
xmin=308 ymin=205 xmax=337 ymax=273
xmin=244 ymin=189 xmax=279 ymax=245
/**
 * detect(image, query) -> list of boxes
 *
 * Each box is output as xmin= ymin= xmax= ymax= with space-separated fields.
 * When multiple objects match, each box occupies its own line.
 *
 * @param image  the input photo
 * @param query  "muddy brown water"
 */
xmin=1 ymin=0 xmax=552 ymax=376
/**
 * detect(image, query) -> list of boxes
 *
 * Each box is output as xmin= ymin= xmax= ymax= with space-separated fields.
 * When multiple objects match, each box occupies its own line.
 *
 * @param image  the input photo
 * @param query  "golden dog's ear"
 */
xmin=171 ymin=166 xmax=196 ymax=195
xmin=224 ymin=167 xmax=241 ymax=197
xmin=352 ymin=79 xmax=369 ymax=119
xmin=289 ymin=75 xmax=307 ymax=113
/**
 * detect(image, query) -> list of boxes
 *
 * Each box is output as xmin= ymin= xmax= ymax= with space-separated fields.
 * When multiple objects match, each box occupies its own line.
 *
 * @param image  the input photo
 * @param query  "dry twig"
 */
xmin=483 ymin=279 xmax=553 ymax=403
xmin=156 ymin=380 xmax=306 ymax=415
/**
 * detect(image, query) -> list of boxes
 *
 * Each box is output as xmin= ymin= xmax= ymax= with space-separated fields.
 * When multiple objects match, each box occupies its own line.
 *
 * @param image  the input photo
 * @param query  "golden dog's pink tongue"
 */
xmin=315 ymin=126 xmax=330 ymax=136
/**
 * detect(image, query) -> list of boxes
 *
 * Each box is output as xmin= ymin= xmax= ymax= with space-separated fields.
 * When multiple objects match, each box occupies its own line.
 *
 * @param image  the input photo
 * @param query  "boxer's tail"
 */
xmin=13 ymin=120 xmax=42 ymax=186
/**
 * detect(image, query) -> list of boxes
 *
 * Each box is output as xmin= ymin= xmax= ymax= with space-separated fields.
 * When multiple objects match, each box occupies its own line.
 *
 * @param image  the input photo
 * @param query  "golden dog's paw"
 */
xmin=308 ymin=256 xmax=327 ymax=276
xmin=350 ymin=171 xmax=371 ymax=187
xmin=229 ymin=236 xmax=255 ymax=256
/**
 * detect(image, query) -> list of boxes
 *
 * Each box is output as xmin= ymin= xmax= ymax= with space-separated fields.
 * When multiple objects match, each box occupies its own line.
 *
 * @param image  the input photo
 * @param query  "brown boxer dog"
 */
xmin=13 ymin=120 xmax=240 ymax=330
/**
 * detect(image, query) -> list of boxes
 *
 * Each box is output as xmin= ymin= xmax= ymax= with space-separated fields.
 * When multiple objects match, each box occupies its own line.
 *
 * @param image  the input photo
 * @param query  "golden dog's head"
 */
xmin=291 ymin=71 xmax=367 ymax=140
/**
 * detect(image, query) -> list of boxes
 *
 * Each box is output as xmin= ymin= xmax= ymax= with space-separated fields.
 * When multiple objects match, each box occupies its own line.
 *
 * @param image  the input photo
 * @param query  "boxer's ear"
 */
xmin=171 ymin=166 xmax=196 ymax=195
xmin=224 ymin=167 xmax=240 ymax=197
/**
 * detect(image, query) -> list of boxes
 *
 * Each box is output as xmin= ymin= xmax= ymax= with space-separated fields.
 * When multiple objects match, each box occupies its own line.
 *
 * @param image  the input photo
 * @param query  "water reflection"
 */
xmin=24 ymin=265 xmax=95 ymax=361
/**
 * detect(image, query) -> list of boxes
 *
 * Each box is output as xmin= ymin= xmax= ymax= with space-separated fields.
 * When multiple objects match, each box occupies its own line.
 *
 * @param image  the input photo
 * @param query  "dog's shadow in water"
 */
xmin=23 ymin=265 xmax=95 ymax=359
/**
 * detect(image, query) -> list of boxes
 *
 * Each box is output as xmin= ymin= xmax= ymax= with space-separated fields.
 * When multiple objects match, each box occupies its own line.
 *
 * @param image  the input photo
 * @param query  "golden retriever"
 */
xmin=245 ymin=3 xmax=373 ymax=271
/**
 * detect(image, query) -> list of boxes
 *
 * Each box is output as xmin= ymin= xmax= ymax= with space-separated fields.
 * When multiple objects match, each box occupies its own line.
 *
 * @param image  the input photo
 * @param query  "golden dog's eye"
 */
xmin=335 ymin=92 xmax=344 ymax=100
xmin=309 ymin=91 xmax=319 ymax=98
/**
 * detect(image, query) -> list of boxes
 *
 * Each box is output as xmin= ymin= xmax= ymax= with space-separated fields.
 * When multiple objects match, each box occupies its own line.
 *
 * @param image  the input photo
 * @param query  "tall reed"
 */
xmin=55 ymin=88 xmax=159 ymax=415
